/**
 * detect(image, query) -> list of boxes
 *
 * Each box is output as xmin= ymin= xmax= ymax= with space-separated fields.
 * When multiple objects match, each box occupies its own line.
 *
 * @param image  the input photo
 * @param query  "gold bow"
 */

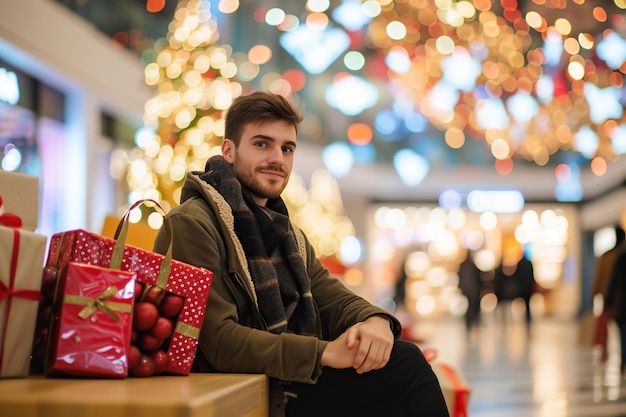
xmin=64 ymin=286 xmax=132 ymax=322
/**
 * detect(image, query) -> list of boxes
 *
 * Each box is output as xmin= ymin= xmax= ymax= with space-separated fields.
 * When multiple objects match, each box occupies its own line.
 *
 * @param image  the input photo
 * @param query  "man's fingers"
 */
xmin=345 ymin=325 xmax=359 ymax=349
xmin=354 ymin=339 xmax=392 ymax=373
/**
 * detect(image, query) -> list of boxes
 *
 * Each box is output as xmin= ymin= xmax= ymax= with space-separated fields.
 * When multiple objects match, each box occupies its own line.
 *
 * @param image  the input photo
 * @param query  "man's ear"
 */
xmin=221 ymin=138 xmax=235 ymax=163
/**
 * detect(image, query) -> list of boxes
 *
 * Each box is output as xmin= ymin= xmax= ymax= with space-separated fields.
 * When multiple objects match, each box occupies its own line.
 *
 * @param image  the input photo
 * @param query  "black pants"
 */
xmin=285 ymin=340 xmax=450 ymax=417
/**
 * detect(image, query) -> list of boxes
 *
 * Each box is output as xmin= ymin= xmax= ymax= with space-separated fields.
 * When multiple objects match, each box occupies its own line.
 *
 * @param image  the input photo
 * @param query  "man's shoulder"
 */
xmin=172 ymin=195 xmax=209 ymax=212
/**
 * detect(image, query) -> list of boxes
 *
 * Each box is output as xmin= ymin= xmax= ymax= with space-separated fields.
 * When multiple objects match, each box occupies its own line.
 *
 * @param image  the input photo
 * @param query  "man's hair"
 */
xmin=224 ymin=91 xmax=303 ymax=146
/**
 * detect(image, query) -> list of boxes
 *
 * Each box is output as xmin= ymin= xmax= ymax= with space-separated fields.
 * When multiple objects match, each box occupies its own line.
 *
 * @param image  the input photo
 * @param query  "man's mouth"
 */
xmin=259 ymin=168 xmax=284 ymax=178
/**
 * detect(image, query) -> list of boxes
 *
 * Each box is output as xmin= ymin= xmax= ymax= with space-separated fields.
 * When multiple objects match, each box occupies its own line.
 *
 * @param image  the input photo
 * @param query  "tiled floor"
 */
xmin=411 ymin=312 xmax=626 ymax=417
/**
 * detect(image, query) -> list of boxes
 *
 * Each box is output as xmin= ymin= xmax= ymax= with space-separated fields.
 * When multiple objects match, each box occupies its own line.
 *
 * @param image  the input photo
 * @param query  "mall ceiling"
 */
xmin=52 ymin=0 xmax=626 ymax=204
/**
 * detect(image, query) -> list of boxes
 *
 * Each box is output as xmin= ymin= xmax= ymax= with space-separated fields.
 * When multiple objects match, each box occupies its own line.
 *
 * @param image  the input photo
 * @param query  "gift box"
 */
xmin=431 ymin=363 xmax=471 ymax=417
xmin=0 ymin=225 xmax=46 ymax=378
xmin=0 ymin=171 xmax=39 ymax=231
xmin=45 ymin=262 xmax=136 ymax=378
xmin=45 ymin=228 xmax=212 ymax=376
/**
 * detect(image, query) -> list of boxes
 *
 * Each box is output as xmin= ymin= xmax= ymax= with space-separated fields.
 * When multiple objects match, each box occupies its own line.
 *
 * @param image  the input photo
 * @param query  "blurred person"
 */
xmin=606 ymin=241 xmax=626 ymax=376
xmin=153 ymin=91 xmax=449 ymax=417
xmin=591 ymin=226 xmax=624 ymax=361
xmin=393 ymin=257 xmax=408 ymax=312
xmin=514 ymin=252 xmax=536 ymax=326
xmin=493 ymin=262 xmax=519 ymax=323
xmin=592 ymin=226 xmax=625 ymax=312
xmin=493 ymin=242 xmax=535 ymax=326
xmin=458 ymin=250 xmax=483 ymax=331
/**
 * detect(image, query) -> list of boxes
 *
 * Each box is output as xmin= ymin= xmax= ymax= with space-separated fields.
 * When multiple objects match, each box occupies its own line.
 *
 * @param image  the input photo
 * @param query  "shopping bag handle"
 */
xmin=111 ymin=199 xmax=173 ymax=291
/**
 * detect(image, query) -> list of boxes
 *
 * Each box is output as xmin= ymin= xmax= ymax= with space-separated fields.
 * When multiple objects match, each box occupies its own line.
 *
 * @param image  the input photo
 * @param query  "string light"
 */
xmin=368 ymin=0 xmax=626 ymax=167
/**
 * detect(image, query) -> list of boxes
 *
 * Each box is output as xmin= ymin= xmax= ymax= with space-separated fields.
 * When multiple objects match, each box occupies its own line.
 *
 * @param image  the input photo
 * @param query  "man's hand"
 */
xmin=345 ymin=316 xmax=394 ymax=373
xmin=320 ymin=316 xmax=394 ymax=374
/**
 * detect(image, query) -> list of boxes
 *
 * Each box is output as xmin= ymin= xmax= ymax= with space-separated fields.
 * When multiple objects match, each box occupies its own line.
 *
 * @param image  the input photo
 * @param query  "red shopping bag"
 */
xmin=45 ymin=262 xmax=136 ymax=378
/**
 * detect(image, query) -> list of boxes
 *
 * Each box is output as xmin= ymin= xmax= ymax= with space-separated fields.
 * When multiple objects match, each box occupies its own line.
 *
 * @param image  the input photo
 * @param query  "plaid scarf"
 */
xmin=201 ymin=156 xmax=319 ymax=336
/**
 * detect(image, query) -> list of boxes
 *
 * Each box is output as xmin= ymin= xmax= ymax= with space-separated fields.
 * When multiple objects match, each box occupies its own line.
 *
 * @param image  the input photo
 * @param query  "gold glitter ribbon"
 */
xmin=175 ymin=321 xmax=200 ymax=340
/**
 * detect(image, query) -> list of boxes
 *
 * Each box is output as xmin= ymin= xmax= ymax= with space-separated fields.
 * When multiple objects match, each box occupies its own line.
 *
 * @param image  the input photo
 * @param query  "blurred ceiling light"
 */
xmin=612 ymin=124 xmax=626 ymax=154
xmin=344 ymin=51 xmax=366 ymax=71
xmin=218 ymin=0 xmax=239 ymax=14
xmin=573 ymin=126 xmax=599 ymax=159
xmin=441 ymin=48 xmax=482 ymax=91
xmin=1 ymin=146 xmax=21 ymax=171
xmin=0 ymin=68 xmax=20 ymax=105
xmin=321 ymin=142 xmax=354 ymax=177
xmin=554 ymin=163 xmax=583 ymax=202
xmin=325 ymin=74 xmax=378 ymax=115
xmin=332 ymin=0 xmax=371 ymax=31
xmin=467 ymin=190 xmax=525 ymax=213
xmin=583 ymin=83 xmax=623 ymax=124
xmin=346 ymin=123 xmax=373 ymax=145
xmin=596 ymin=31 xmax=626 ymax=69
xmin=385 ymin=47 xmax=411 ymax=74
xmin=479 ymin=211 xmax=498 ymax=231
xmin=265 ymin=8 xmax=286 ymax=26
xmin=306 ymin=0 xmax=330 ymax=13
xmin=439 ymin=189 xmax=462 ymax=210
xmin=339 ymin=235 xmax=363 ymax=265
xmin=280 ymin=25 xmax=350 ymax=74
xmin=393 ymin=149 xmax=429 ymax=187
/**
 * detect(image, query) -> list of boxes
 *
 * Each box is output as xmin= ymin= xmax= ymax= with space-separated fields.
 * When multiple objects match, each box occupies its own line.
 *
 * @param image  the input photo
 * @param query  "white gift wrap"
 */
xmin=0 ymin=225 xmax=46 ymax=377
xmin=0 ymin=171 xmax=39 ymax=231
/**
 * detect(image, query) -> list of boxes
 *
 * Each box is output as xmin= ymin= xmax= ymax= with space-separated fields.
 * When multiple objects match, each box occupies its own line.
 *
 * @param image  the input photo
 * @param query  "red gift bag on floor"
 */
xmin=431 ymin=362 xmax=471 ymax=417
xmin=423 ymin=348 xmax=471 ymax=417
xmin=45 ymin=262 xmax=136 ymax=378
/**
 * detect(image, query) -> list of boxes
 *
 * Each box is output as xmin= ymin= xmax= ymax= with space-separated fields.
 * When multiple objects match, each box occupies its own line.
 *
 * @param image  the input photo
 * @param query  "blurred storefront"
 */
xmin=0 ymin=0 xmax=151 ymax=235
xmin=364 ymin=203 xmax=581 ymax=320
xmin=0 ymin=59 xmax=69 ymax=236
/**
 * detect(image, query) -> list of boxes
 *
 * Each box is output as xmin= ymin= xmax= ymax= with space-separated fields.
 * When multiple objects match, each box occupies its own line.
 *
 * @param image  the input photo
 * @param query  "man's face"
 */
xmin=221 ymin=120 xmax=297 ymax=206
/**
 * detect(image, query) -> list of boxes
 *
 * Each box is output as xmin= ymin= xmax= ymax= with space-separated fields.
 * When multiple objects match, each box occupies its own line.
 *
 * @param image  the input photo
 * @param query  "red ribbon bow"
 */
xmin=0 ymin=213 xmax=22 ymax=228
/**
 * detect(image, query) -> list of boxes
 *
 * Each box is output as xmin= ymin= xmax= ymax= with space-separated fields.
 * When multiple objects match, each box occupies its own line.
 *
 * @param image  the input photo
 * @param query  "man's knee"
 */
xmin=391 ymin=340 xmax=428 ymax=363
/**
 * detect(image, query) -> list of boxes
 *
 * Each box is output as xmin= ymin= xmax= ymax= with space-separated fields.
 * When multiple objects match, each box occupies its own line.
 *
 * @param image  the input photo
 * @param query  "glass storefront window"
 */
xmin=0 ymin=101 xmax=37 ymax=175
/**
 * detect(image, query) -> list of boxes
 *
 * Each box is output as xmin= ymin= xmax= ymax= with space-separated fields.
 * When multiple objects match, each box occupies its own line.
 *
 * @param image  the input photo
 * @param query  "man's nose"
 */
xmin=268 ymin=146 xmax=284 ymax=165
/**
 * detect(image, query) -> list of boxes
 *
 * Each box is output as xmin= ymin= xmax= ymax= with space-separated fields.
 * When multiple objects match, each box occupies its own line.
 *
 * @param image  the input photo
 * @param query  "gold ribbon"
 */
xmin=63 ymin=286 xmax=132 ymax=322
xmin=175 ymin=321 xmax=201 ymax=340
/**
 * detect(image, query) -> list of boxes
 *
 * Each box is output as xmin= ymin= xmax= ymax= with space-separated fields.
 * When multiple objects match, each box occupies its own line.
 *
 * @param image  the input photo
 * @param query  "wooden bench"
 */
xmin=0 ymin=373 xmax=268 ymax=417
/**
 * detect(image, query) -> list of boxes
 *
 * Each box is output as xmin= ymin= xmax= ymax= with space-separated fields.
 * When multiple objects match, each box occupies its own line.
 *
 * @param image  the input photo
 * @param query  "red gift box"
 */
xmin=45 ymin=262 xmax=136 ymax=378
xmin=46 ymin=228 xmax=212 ymax=375
xmin=0 ymin=225 xmax=46 ymax=378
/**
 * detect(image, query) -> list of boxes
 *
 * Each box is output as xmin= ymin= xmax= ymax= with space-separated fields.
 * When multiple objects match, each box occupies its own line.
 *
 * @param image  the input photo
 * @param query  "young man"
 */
xmin=153 ymin=91 xmax=449 ymax=417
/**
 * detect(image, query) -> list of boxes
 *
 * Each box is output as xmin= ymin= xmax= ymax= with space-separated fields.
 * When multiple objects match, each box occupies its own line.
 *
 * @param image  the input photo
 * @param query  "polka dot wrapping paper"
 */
xmin=38 ymin=229 xmax=213 ymax=376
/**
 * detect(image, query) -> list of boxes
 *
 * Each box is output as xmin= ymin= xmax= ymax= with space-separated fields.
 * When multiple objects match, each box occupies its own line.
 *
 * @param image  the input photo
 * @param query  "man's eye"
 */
xmin=282 ymin=147 xmax=294 ymax=154
xmin=255 ymin=141 xmax=267 ymax=148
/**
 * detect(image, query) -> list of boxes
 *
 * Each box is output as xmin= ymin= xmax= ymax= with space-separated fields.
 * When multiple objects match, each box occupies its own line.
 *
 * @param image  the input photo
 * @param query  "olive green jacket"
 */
xmin=153 ymin=172 xmax=401 ymax=416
